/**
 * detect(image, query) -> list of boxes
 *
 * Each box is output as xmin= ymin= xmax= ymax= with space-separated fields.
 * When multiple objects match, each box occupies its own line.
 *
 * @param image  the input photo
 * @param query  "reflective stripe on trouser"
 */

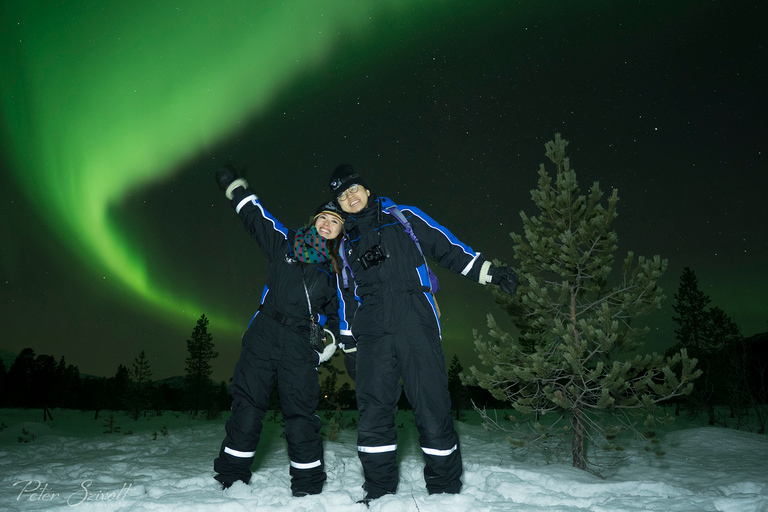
xmin=354 ymin=293 xmax=463 ymax=495
xmin=291 ymin=459 xmax=322 ymax=470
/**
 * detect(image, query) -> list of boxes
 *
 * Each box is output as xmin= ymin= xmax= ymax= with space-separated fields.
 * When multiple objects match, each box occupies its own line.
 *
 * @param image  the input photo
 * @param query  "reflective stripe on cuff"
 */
xmin=478 ymin=260 xmax=493 ymax=284
xmin=358 ymin=444 xmax=397 ymax=454
xmin=226 ymin=178 xmax=249 ymax=200
xmin=290 ymin=459 xmax=322 ymax=470
xmin=235 ymin=194 xmax=257 ymax=214
xmin=421 ymin=444 xmax=458 ymax=457
xmin=224 ymin=446 xmax=256 ymax=458
xmin=462 ymin=253 xmax=481 ymax=276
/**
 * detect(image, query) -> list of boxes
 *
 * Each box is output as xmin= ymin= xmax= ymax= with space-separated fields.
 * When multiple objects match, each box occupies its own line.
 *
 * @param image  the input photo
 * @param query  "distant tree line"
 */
xmin=0 ymin=347 xmax=232 ymax=420
xmin=665 ymin=267 xmax=768 ymax=433
xmin=0 ymin=314 xmax=232 ymax=420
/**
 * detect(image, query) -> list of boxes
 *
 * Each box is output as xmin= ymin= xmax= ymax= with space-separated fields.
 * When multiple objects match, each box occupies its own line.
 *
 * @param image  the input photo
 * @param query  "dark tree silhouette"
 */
xmin=447 ymin=354 xmax=469 ymax=421
xmin=184 ymin=314 xmax=218 ymax=416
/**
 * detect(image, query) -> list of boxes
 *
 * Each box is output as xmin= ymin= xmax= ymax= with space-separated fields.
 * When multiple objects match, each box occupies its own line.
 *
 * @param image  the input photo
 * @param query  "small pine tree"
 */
xmin=54 ymin=356 xmax=81 ymax=410
xmin=106 ymin=364 xmax=131 ymax=411
xmin=666 ymin=268 xmax=746 ymax=426
xmin=320 ymin=363 xmax=344 ymax=408
xmin=103 ymin=412 xmax=121 ymax=434
xmin=0 ymin=359 xmax=7 ymax=408
xmin=7 ymin=348 xmax=37 ymax=407
xmin=447 ymin=355 xmax=469 ymax=421
xmin=184 ymin=314 xmax=218 ymax=416
xmin=126 ymin=350 xmax=154 ymax=420
xmin=466 ymin=134 xmax=701 ymax=473
xmin=671 ymin=268 xmax=711 ymax=355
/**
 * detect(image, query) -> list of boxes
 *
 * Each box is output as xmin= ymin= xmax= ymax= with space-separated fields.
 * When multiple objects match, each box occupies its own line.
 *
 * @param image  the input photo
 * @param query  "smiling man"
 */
xmin=328 ymin=164 xmax=518 ymax=503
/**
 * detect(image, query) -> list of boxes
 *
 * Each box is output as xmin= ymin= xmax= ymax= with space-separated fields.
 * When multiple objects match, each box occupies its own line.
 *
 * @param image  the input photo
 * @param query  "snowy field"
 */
xmin=1 ymin=408 xmax=767 ymax=512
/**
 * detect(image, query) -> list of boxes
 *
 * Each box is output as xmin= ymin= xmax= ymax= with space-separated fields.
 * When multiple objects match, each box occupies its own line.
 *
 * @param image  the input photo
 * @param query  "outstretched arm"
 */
xmin=216 ymin=166 xmax=291 ymax=261
xmin=401 ymin=204 xmax=518 ymax=295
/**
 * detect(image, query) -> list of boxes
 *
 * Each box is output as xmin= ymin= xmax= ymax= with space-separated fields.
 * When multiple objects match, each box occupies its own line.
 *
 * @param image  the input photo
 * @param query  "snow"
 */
xmin=1 ymin=408 xmax=767 ymax=511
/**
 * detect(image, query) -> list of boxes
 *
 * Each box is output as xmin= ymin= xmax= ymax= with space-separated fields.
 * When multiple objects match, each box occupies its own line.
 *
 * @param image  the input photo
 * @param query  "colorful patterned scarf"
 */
xmin=293 ymin=225 xmax=335 ymax=263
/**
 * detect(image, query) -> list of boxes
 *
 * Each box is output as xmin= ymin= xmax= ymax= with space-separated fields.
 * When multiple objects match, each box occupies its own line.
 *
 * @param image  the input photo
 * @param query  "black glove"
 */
xmin=344 ymin=352 xmax=357 ymax=382
xmin=490 ymin=266 xmax=519 ymax=296
xmin=215 ymin=165 xmax=239 ymax=193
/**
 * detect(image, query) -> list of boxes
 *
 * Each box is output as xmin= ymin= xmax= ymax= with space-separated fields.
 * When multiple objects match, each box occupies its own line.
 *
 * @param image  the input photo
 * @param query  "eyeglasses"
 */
xmin=337 ymin=184 xmax=360 ymax=202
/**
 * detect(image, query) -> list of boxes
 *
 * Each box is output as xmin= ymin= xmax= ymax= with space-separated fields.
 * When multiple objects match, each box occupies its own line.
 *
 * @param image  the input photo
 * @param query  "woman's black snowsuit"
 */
xmin=337 ymin=195 xmax=490 ymax=498
xmin=213 ymin=187 xmax=339 ymax=495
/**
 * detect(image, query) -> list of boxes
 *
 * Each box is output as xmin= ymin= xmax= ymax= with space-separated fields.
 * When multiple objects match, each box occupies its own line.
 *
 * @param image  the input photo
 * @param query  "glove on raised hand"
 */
xmin=490 ymin=266 xmax=519 ymax=296
xmin=215 ymin=166 xmax=248 ymax=199
xmin=216 ymin=166 xmax=237 ymax=191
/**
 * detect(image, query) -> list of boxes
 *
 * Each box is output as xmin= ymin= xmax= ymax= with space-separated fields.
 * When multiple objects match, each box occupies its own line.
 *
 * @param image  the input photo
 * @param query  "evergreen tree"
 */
xmin=0 ymin=359 xmax=7 ymax=408
xmin=447 ymin=354 xmax=469 ymax=421
xmin=7 ymin=348 xmax=37 ymax=407
xmin=214 ymin=381 xmax=232 ymax=413
xmin=319 ymin=363 xmax=343 ymax=408
xmin=337 ymin=381 xmax=356 ymax=410
xmin=54 ymin=356 xmax=81 ymax=410
xmin=184 ymin=314 xmax=218 ymax=416
xmin=671 ymin=267 xmax=711 ymax=355
xmin=105 ymin=364 xmax=131 ymax=411
xmin=466 ymin=134 xmax=701 ymax=473
xmin=81 ymin=376 xmax=108 ymax=419
xmin=708 ymin=308 xmax=750 ymax=426
xmin=31 ymin=354 xmax=57 ymax=419
xmin=126 ymin=350 xmax=154 ymax=420
xmin=666 ymin=268 xmax=746 ymax=425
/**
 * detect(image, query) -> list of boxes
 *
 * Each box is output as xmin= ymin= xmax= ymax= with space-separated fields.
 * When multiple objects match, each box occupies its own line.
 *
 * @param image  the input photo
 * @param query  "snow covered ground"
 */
xmin=1 ymin=408 xmax=767 ymax=511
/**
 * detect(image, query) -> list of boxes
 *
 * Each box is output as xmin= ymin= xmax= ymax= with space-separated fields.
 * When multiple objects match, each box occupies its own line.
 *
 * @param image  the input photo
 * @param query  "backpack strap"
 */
xmin=339 ymin=204 xmax=440 ymax=295
xmin=339 ymin=238 xmax=351 ymax=289
xmin=385 ymin=204 xmax=440 ymax=294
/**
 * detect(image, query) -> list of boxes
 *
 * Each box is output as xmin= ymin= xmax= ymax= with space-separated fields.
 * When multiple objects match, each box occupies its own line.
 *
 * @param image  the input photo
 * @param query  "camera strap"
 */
xmin=299 ymin=265 xmax=314 ymax=323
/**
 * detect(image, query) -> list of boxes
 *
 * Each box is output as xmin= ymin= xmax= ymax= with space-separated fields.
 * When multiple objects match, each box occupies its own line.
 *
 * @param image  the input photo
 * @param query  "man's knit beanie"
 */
xmin=329 ymin=164 xmax=368 ymax=197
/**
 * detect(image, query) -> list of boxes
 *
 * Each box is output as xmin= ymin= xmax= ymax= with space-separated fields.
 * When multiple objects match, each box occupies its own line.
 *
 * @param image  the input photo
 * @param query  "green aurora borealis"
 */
xmin=2 ymin=0 xmax=469 ymax=337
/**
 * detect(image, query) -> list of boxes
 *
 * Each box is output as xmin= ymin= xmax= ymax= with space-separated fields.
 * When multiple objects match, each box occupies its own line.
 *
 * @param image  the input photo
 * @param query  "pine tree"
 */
xmin=447 ymin=355 xmax=469 ymax=421
xmin=126 ymin=350 xmax=154 ymax=420
xmin=185 ymin=314 xmax=218 ymax=416
xmin=666 ymin=268 xmax=746 ymax=425
xmin=31 ymin=354 xmax=57 ymax=419
xmin=0 ymin=359 xmax=7 ymax=408
xmin=54 ymin=356 xmax=81 ymax=410
xmin=106 ymin=364 xmax=131 ymax=411
xmin=466 ymin=134 xmax=701 ymax=473
xmin=707 ymin=307 xmax=749 ymax=425
xmin=8 ymin=348 xmax=37 ymax=407
xmin=320 ymin=363 xmax=343 ymax=408
xmin=670 ymin=267 xmax=711 ymax=356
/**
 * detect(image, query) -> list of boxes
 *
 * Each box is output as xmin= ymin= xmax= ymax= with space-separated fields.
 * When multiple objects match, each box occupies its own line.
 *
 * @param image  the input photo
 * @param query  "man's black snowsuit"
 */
xmin=213 ymin=186 xmax=339 ymax=495
xmin=337 ymin=195 xmax=491 ymax=497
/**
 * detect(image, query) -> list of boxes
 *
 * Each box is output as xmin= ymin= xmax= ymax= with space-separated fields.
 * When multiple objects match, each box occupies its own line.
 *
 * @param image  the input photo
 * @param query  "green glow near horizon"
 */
xmin=1 ymin=0 xmax=462 ymax=337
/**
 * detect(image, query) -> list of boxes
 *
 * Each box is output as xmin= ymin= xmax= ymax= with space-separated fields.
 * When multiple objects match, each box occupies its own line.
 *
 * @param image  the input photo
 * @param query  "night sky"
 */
xmin=2 ymin=1 xmax=766 ymax=383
